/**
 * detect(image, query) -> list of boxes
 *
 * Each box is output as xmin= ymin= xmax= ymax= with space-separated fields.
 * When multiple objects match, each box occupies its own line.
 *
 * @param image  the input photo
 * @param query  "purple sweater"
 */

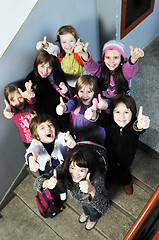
xmin=83 ymin=54 xmax=138 ymax=98
xmin=65 ymin=97 xmax=106 ymax=145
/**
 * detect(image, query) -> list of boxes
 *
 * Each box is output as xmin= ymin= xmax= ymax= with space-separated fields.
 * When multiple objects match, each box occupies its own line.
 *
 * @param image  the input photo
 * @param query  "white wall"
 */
xmin=0 ymin=0 xmax=99 ymax=204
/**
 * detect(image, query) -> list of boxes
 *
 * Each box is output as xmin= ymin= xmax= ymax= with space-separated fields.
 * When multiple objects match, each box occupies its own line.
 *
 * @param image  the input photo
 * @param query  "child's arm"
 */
xmin=74 ymin=39 xmax=90 ymax=61
xmin=64 ymin=131 xmax=76 ymax=149
xmin=129 ymin=45 xmax=144 ymax=64
xmin=36 ymin=36 xmax=60 ymax=56
xmin=3 ymin=99 xmax=14 ymax=119
xmin=133 ymin=106 xmax=150 ymax=131
xmin=56 ymin=97 xmax=67 ymax=115
xmin=18 ymin=80 xmax=35 ymax=101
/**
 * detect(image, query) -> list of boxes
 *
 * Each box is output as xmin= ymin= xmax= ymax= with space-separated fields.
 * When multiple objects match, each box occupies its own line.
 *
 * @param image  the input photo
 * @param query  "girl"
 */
xmin=25 ymin=114 xmax=76 ymax=175
xmin=56 ymin=75 xmax=108 ymax=145
xmin=36 ymin=25 xmax=87 ymax=93
xmin=26 ymin=50 xmax=71 ymax=131
xmin=75 ymin=39 xmax=144 ymax=99
xmin=3 ymin=81 xmax=37 ymax=148
xmin=34 ymin=144 xmax=109 ymax=230
xmin=91 ymin=94 xmax=150 ymax=195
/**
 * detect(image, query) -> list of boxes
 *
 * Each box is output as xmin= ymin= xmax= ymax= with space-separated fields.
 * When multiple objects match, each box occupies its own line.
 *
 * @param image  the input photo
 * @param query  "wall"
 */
xmin=0 ymin=0 xmax=99 ymax=205
xmin=116 ymin=0 xmax=159 ymax=56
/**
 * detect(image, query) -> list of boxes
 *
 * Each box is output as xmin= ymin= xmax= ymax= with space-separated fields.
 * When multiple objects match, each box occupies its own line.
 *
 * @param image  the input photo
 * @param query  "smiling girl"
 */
xmin=34 ymin=144 xmax=109 ymax=230
xmin=75 ymin=39 xmax=144 ymax=99
xmin=105 ymin=94 xmax=150 ymax=194
xmin=56 ymin=75 xmax=108 ymax=145
xmin=25 ymin=114 xmax=76 ymax=174
xmin=36 ymin=25 xmax=87 ymax=94
xmin=3 ymin=81 xmax=37 ymax=148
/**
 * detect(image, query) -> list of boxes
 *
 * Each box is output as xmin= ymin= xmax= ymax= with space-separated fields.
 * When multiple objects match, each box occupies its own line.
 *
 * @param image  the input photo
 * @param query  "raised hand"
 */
xmin=18 ymin=80 xmax=35 ymax=100
xmin=130 ymin=45 xmax=144 ymax=64
xmin=46 ymin=169 xmax=58 ymax=189
xmin=64 ymin=131 xmax=76 ymax=149
xmin=97 ymin=94 xmax=108 ymax=110
xmin=29 ymin=151 xmax=40 ymax=172
xmin=79 ymin=173 xmax=96 ymax=197
xmin=137 ymin=106 xmax=150 ymax=129
xmin=74 ymin=38 xmax=89 ymax=61
xmin=59 ymin=82 xmax=68 ymax=94
xmin=84 ymin=98 xmax=97 ymax=120
xmin=36 ymin=36 xmax=49 ymax=50
xmin=56 ymin=97 xmax=66 ymax=115
xmin=3 ymin=99 xmax=14 ymax=119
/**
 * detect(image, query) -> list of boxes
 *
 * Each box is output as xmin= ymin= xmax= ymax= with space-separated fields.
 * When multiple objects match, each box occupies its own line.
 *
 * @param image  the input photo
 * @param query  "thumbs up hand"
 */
xmin=3 ymin=99 xmax=14 ymax=119
xmin=79 ymin=173 xmax=96 ymax=197
xmin=56 ymin=97 xmax=67 ymax=115
xmin=130 ymin=45 xmax=144 ymax=64
xmin=45 ymin=169 xmax=58 ymax=190
xmin=84 ymin=98 xmax=97 ymax=120
xmin=18 ymin=80 xmax=35 ymax=100
xmin=64 ymin=131 xmax=76 ymax=149
xmin=137 ymin=106 xmax=150 ymax=129
xmin=28 ymin=151 xmax=40 ymax=172
xmin=59 ymin=82 xmax=68 ymax=94
xmin=97 ymin=94 xmax=108 ymax=110
xmin=74 ymin=38 xmax=89 ymax=61
xmin=36 ymin=36 xmax=49 ymax=50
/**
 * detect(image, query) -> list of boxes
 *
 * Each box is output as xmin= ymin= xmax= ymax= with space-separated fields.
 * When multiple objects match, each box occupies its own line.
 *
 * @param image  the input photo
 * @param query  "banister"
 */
xmin=124 ymin=185 xmax=159 ymax=240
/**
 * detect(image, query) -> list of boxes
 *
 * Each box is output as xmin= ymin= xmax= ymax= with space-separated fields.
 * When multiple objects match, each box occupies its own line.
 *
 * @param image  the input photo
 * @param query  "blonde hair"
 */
xmin=75 ymin=75 xmax=98 ymax=98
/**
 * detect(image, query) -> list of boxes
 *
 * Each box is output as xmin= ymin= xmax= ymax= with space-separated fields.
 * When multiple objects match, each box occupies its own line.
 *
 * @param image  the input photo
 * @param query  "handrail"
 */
xmin=124 ymin=185 xmax=159 ymax=240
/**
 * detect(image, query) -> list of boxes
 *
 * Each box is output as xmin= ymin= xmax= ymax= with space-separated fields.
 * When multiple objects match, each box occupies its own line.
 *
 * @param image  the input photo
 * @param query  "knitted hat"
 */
xmin=102 ymin=40 xmax=125 ymax=58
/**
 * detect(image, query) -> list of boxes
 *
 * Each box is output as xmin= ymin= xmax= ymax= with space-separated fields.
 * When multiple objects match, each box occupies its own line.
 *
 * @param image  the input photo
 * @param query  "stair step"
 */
xmin=0 ymin=196 xmax=62 ymax=240
xmin=131 ymin=148 xmax=159 ymax=193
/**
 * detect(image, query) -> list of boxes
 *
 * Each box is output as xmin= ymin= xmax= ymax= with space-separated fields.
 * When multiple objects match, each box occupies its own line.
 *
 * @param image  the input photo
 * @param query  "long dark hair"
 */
xmin=61 ymin=144 xmax=104 ymax=189
xmin=99 ymin=56 xmax=129 ymax=94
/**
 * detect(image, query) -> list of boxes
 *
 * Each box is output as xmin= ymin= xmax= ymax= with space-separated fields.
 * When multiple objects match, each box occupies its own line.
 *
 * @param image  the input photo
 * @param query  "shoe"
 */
xmin=124 ymin=183 xmax=133 ymax=195
xmin=85 ymin=219 xmax=97 ymax=230
xmin=79 ymin=213 xmax=89 ymax=223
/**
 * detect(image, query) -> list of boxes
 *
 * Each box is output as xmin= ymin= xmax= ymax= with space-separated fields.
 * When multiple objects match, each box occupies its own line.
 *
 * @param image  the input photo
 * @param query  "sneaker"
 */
xmin=85 ymin=219 xmax=97 ymax=230
xmin=79 ymin=213 xmax=89 ymax=223
xmin=124 ymin=183 xmax=133 ymax=195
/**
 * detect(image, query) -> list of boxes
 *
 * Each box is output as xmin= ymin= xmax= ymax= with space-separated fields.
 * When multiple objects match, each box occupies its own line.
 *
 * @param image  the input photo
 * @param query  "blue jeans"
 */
xmin=82 ymin=205 xmax=102 ymax=222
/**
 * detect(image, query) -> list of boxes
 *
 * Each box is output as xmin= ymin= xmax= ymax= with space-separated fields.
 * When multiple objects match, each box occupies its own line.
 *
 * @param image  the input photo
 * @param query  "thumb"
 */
xmin=53 ymin=169 xmax=57 ymax=179
xmin=65 ymin=131 xmax=70 ymax=140
xmin=18 ymin=88 xmax=23 ymax=96
xmin=83 ymin=42 xmax=89 ymax=52
xmin=92 ymin=98 xmax=97 ymax=110
xmin=43 ymin=35 xmax=47 ymax=44
xmin=4 ymin=99 xmax=10 ymax=107
xmin=138 ymin=106 xmax=143 ymax=120
xmin=60 ymin=97 xmax=64 ymax=105
xmin=130 ymin=45 xmax=134 ymax=55
xmin=32 ymin=151 xmax=37 ymax=160
xmin=86 ymin=173 xmax=91 ymax=181
xmin=98 ymin=93 xmax=102 ymax=102
xmin=76 ymin=38 xmax=80 ymax=44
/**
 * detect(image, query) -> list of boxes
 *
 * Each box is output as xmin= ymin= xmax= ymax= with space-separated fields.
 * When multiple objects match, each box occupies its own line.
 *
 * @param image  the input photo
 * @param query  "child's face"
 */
xmin=69 ymin=161 xmax=88 ymax=183
xmin=113 ymin=102 xmax=132 ymax=128
xmin=37 ymin=62 xmax=53 ymax=78
xmin=60 ymin=33 xmax=76 ymax=54
xmin=78 ymin=85 xmax=94 ymax=106
xmin=8 ymin=91 xmax=25 ymax=110
xmin=37 ymin=120 xmax=55 ymax=143
xmin=104 ymin=49 xmax=121 ymax=71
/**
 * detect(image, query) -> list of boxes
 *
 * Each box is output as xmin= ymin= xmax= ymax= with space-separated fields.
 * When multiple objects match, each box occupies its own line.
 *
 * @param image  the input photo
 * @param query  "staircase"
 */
xmin=0 ymin=145 xmax=158 ymax=240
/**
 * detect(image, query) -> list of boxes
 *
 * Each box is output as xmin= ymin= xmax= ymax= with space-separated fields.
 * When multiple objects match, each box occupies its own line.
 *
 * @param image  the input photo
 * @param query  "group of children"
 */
xmin=3 ymin=25 xmax=150 ymax=230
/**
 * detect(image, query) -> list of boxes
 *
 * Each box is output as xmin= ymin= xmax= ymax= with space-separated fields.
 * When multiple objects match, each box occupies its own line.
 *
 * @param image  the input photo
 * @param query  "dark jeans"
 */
xmin=82 ymin=205 xmax=102 ymax=222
